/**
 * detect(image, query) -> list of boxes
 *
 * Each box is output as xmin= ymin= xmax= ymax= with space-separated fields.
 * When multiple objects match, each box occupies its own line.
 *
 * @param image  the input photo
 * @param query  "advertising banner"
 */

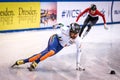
xmin=112 ymin=1 xmax=120 ymax=22
xmin=0 ymin=2 xmax=40 ymax=31
xmin=40 ymin=2 xmax=57 ymax=27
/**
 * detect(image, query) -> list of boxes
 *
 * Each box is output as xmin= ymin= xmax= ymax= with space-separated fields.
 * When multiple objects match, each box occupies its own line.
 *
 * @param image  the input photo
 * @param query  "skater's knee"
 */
xmin=86 ymin=28 xmax=91 ymax=32
xmin=29 ymin=54 xmax=41 ymax=62
xmin=40 ymin=50 xmax=55 ymax=61
xmin=82 ymin=25 xmax=86 ymax=29
xmin=87 ymin=25 xmax=92 ymax=32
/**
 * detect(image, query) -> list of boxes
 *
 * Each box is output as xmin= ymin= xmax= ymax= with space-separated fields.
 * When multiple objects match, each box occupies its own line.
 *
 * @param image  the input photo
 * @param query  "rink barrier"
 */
xmin=0 ymin=22 xmax=120 ymax=33
xmin=0 ymin=0 xmax=120 ymax=33
xmin=0 ymin=0 xmax=119 ymax=2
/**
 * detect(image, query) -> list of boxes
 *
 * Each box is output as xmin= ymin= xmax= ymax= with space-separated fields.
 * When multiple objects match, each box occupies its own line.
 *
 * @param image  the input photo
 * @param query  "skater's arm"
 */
xmin=75 ymin=37 xmax=82 ymax=65
xmin=97 ymin=10 xmax=108 ymax=30
xmin=96 ymin=10 xmax=106 ymax=24
xmin=53 ymin=23 xmax=64 ymax=29
xmin=76 ymin=45 xmax=82 ymax=65
xmin=104 ymin=24 xmax=108 ymax=30
xmin=76 ymin=8 xmax=89 ymax=22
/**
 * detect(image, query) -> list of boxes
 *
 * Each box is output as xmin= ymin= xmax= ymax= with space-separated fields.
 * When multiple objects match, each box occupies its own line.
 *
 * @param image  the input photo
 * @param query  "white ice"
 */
xmin=0 ymin=24 xmax=120 ymax=80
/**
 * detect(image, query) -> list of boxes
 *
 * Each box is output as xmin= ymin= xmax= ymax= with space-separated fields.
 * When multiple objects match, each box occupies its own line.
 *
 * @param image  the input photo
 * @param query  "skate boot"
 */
xmin=76 ymin=66 xmax=85 ymax=71
xmin=76 ymin=64 xmax=85 ymax=71
xmin=11 ymin=59 xmax=24 ymax=68
xmin=82 ymin=31 xmax=88 ymax=39
xmin=27 ymin=62 xmax=38 ymax=71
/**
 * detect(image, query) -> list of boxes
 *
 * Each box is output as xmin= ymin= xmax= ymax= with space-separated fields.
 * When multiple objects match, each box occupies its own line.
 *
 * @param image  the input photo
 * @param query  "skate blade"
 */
xmin=82 ymin=37 xmax=84 ymax=39
xmin=82 ymin=35 xmax=85 ymax=39
xmin=11 ymin=63 xmax=17 ymax=68
xmin=27 ymin=67 xmax=34 ymax=71
xmin=76 ymin=68 xmax=85 ymax=71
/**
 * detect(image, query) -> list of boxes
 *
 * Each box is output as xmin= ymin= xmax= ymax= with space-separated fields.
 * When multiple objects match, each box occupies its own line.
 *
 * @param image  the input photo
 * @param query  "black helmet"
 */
xmin=90 ymin=4 xmax=97 ymax=11
xmin=70 ymin=23 xmax=80 ymax=34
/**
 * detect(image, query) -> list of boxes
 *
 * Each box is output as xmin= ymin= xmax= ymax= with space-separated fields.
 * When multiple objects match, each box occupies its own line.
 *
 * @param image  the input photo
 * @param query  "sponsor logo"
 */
xmin=62 ymin=9 xmax=81 ymax=18
xmin=19 ymin=7 xmax=37 ymax=15
xmin=0 ymin=8 xmax=14 ymax=16
xmin=61 ymin=9 xmax=106 ymax=18
xmin=0 ymin=8 xmax=14 ymax=25
xmin=0 ymin=2 xmax=40 ymax=30
xmin=114 ymin=10 xmax=120 ymax=15
xmin=18 ymin=7 xmax=37 ymax=24
xmin=100 ymin=9 xmax=105 ymax=15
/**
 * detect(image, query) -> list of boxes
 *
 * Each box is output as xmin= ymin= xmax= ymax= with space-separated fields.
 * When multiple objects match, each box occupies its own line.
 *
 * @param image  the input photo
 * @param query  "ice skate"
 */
xmin=76 ymin=64 xmax=85 ymax=71
xmin=76 ymin=66 xmax=85 ymax=71
xmin=11 ymin=59 xmax=24 ymax=68
xmin=27 ymin=62 xmax=38 ymax=71
xmin=27 ymin=66 xmax=35 ymax=71
xmin=82 ymin=31 xmax=88 ymax=39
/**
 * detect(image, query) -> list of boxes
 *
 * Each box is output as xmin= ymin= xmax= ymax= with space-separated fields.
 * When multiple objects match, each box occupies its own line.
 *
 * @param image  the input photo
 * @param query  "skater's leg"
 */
xmin=91 ymin=16 xmax=98 ymax=26
xmin=34 ymin=50 xmax=56 ymax=64
xmin=40 ymin=50 xmax=55 ymax=61
xmin=28 ymin=34 xmax=63 ymax=71
xmin=82 ymin=17 xmax=98 ymax=39
xmin=86 ymin=25 xmax=92 ymax=32
xmin=79 ymin=25 xmax=86 ymax=37
xmin=79 ymin=15 xmax=90 ymax=37
xmin=82 ymin=24 xmax=92 ymax=39
xmin=11 ymin=53 xmax=41 ymax=67
xmin=28 ymin=50 xmax=55 ymax=71
xmin=87 ymin=16 xmax=98 ymax=31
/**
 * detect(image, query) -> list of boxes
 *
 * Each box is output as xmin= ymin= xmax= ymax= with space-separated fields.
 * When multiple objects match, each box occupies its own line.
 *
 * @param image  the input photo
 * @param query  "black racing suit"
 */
xmin=79 ymin=15 xmax=98 ymax=37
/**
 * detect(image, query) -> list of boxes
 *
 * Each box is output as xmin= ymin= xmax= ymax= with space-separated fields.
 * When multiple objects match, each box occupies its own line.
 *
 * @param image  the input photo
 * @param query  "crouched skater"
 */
xmin=11 ymin=23 xmax=85 ymax=71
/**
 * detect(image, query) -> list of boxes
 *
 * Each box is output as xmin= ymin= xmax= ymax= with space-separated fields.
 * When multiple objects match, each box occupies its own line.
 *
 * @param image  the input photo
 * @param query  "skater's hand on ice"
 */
xmin=53 ymin=24 xmax=58 ymax=29
xmin=53 ymin=23 xmax=64 ymax=29
xmin=104 ymin=24 xmax=108 ymax=30
xmin=53 ymin=24 xmax=56 ymax=29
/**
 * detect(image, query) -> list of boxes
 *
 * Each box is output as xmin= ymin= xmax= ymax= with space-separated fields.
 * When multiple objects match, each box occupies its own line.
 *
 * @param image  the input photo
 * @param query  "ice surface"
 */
xmin=0 ymin=24 xmax=120 ymax=80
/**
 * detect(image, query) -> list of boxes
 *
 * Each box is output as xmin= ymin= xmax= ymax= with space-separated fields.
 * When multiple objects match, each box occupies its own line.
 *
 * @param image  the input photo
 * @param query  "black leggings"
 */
xmin=79 ymin=15 xmax=98 ymax=37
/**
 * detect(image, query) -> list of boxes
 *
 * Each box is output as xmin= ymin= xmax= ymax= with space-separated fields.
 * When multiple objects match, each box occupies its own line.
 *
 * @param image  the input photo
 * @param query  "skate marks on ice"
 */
xmin=7 ymin=44 xmax=120 ymax=80
xmin=7 ymin=53 xmax=85 ymax=80
xmin=1 ymin=43 xmax=120 ymax=80
xmin=8 ymin=61 xmax=82 ymax=80
xmin=80 ymin=42 xmax=120 ymax=80
xmin=0 ymin=47 xmax=120 ymax=80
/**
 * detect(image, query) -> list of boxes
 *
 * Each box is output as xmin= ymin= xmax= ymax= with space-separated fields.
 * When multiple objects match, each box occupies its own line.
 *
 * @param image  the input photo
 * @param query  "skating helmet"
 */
xmin=90 ymin=4 xmax=97 ymax=11
xmin=70 ymin=23 xmax=80 ymax=34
